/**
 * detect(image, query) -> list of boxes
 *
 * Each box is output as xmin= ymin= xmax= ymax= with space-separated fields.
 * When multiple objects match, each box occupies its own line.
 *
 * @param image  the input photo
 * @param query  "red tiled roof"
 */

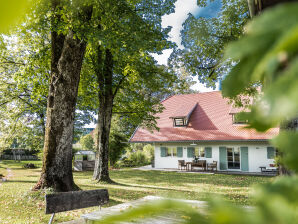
xmin=170 ymin=102 xmax=197 ymax=118
xmin=130 ymin=91 xmax=279 ymax=142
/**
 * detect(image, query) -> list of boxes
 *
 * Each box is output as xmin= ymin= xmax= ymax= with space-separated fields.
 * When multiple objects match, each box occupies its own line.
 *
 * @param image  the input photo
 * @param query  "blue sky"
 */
xmin=153 ymin=0 xmax=221 ymax=92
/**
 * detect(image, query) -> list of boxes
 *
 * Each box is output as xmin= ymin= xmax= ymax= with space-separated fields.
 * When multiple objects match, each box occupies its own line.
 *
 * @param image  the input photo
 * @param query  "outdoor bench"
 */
xmin=45 ymin=189 xmax=109 ymax=224
xmin=259 ymin=166 xmax=278 ymax=173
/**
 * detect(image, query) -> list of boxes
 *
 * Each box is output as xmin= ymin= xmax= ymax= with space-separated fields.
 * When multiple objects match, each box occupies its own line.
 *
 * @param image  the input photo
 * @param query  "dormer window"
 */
xmin=174 ymin=118 xmax=188 ymax=126
xmin=170 ymin=102 xmax=198 ymax=127
xmin=232 ymin=113 xmax=248 ymax=124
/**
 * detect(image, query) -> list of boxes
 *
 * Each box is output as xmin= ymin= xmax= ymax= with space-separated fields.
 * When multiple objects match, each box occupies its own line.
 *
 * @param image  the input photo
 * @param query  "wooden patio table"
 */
xmin=186 ymin=160 xmax=206 ymax=171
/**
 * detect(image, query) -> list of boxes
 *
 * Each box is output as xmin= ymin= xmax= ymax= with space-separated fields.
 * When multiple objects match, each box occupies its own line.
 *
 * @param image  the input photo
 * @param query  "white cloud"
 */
xmin=162 ymin=0 xmax=201 ymax=48
xmin=153 ymin=0 xmax=217 ymax=92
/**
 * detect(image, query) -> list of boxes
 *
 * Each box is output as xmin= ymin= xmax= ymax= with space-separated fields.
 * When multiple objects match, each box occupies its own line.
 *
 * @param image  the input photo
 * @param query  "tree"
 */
xmin=79 ymin=134 xmax=95 ymax=151
xmin=76 ymin=0 xmax=177 ymax=182
xmin=34 ymin=0 xmax=93 ymax=191
xmin=0 ymin=20 xmax=49 ymax=151
xmin=169 ymin=0 xmax=249 ymax=88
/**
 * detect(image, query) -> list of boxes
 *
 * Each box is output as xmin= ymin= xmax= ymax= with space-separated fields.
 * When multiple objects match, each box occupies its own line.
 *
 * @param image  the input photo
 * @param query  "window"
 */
xmin=172 ymin=148 xmax=177 ymax=157
xmin=227 ymin=147 xmax=240 ymax=169
xmin=232 ymin=113 xmax=248 ymax=124
xmin=75 ymin=154 xmax=83 ymax=161
xmin=162 ymin=147 xmax=177 ymax=157
xmin=174 ymin=118 xmax=187 ymax=126
xmin=195 ymin=147 xmax=205 ymax=157
xmin=166 ymin=148 xmax=172 ymax=157
xmin=267 ymin=147 xmax=275 ymax=159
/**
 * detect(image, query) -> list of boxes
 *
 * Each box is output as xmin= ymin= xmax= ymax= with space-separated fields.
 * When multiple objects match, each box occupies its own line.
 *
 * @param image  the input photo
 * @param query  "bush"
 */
xmin=143 ymin=144 xmax=154 ymax=162
xmin=119 ymin=150 xmax=150 ymax=167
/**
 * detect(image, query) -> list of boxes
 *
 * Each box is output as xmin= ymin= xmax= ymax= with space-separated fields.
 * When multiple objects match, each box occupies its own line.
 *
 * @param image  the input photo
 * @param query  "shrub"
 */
xmin=119 ymin=150 xmax=150 ymax=167
xmin=143 ymin=144 xmax=154 ymax=162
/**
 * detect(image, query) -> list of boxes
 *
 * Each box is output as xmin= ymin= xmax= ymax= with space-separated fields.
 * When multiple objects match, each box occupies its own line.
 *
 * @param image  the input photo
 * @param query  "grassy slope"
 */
xmin=0 ymin=160 xmax=273 ymax=223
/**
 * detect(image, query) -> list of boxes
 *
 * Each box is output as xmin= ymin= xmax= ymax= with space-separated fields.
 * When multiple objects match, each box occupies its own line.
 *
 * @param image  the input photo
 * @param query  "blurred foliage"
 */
xmin=0 ymin=0 xmax=31 ymax=33
xmin=222 ymin=3 xmax=298 ymax=132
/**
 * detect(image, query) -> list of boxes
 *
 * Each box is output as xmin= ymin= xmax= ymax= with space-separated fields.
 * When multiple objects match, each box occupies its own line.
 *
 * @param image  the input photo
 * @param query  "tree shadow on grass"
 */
xmin=78 ymin=180 xmax=199 ymax=196
xmin=110 ymin=170 xmax=271 ymax=188
xmin=6 ymin=180 xmax=36 ymax=184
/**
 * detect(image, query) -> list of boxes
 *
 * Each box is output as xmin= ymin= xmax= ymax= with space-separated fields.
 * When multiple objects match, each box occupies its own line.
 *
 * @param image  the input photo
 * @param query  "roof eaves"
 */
xmin=129 ymin=139 xmax=271 ymax=144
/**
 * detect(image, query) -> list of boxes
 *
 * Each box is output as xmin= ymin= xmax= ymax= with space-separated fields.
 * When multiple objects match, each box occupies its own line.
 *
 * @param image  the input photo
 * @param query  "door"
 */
xmin=219 ymin=147 xmax=227 ymax=170
xmin=240 ymin=147 xmax=249 ymax=171
xmin=227 ymin=147 xmax=240 ymax=169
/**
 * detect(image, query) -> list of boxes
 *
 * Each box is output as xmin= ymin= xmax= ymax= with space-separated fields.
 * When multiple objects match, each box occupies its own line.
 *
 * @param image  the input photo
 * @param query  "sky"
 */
xmin=153 ymin=0 xmax=221 ymax=92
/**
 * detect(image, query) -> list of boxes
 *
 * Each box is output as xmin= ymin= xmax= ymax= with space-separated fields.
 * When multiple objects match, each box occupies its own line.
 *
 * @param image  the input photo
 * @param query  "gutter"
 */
xmin=129 ymin=139 xmax=271 ymax=144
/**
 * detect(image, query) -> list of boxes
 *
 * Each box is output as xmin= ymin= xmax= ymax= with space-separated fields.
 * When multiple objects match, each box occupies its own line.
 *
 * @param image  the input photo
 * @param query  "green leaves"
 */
xmin=92 ymin=200 xmax=206 ymax=224
xmin=0 ymin=0 xmax=31 ymax=33
xmin=222 ymin=2 xmax=298 ymax=132
xmin=272 ymin=132 xmax=298 ymax=173
xmin=170 ymin=0 xmax=249 ymax=88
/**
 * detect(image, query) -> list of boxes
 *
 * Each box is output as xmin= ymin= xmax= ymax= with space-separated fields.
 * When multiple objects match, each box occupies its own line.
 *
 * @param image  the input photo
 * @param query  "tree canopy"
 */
xmin=169 ymin=0 xmax=249 ymax=88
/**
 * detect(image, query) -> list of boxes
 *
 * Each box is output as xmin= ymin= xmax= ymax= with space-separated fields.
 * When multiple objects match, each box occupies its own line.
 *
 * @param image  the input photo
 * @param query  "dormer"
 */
xmin=229 ymin=102 xmax=250 ymax=125
xmin=170 ymin=103 xmax=197 ymax=127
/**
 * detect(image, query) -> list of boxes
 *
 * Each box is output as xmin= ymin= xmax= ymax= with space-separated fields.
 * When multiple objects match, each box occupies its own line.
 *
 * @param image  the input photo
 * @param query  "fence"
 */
xmin=0 ymin=155 xmax=39 ymax=160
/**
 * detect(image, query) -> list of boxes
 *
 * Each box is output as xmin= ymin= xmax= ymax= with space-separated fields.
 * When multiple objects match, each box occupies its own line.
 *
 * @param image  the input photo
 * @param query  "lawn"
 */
xmin=0 ymin=160 xmax=273 ymax=224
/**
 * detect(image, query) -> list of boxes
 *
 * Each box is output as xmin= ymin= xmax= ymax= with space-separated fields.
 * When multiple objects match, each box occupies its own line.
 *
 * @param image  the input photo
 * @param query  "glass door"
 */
xmin=227 ymin=147 xmax=240 ymax=169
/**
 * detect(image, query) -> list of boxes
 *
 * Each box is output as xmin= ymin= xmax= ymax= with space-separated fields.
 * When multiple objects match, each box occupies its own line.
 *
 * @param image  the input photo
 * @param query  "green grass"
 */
xmin=0 ymin=160 xmax=273 ymax=223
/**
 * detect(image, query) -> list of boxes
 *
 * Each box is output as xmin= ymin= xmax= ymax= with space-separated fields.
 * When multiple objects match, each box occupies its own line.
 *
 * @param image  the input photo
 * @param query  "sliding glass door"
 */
xmin=227 ymin=147 xmax=240 ymax=169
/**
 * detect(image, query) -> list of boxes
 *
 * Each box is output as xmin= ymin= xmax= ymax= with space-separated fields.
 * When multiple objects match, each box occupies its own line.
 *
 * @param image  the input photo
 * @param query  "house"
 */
xmin=73 ymin=150 xmax=96 ymax=171
xmin=129 ymin=91 xmax=279 ymax=172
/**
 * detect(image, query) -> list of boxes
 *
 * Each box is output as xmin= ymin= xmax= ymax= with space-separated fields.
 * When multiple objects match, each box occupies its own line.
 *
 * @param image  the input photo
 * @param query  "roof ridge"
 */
xmin=167 ymin=91 xmax=221 ymax=98
xmin=160 ymin=94 xmax=174 ymax=103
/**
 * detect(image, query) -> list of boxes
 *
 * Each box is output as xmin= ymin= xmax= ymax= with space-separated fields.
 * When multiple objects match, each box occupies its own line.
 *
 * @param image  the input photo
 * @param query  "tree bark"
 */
xmin=34 ymin=30 xmax=87 ymax=191
xmin=33 ymin=0 xmax=90 ymax=191
xmin=93 ymin=48 xmax=114 ymax=182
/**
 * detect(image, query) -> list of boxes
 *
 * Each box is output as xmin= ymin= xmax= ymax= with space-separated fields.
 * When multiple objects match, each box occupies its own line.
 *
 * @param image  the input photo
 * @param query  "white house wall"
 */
xmin=154 ymin=142 xmax=274 ymax=172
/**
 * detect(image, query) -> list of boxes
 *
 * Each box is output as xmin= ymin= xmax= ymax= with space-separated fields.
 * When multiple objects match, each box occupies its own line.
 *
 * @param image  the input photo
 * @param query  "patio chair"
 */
xmin=207 ymin=161 xmax=217 ymax=172
xmin=178 ymin=160 xmax=187 ymax=170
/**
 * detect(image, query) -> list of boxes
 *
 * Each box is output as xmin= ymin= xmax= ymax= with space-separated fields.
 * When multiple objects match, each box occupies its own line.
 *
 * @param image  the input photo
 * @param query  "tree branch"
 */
xmin=0 ymin=61 xmax=25 ymax=66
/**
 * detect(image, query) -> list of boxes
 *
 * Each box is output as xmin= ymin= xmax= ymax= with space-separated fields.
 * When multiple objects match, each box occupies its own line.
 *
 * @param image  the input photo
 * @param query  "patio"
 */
xmin=134 ymin=165 xmax=277 ymax=176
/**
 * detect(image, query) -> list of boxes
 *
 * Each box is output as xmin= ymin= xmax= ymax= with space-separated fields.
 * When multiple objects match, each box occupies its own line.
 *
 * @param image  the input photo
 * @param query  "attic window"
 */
xmin=232 ymin=113 xmax=248 ymax=124
xmin=174 ymin=118 xmax=187 ymax=127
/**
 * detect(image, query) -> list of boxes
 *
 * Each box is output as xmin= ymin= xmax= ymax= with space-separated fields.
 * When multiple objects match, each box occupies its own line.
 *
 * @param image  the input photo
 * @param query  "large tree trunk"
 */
xmin=93 ymin=48 xmax=114 ymax=182
xmin=34 ymin=30 xmax=87 ymax=191
xmin=33 ymin=0 xmax=89 ymax=190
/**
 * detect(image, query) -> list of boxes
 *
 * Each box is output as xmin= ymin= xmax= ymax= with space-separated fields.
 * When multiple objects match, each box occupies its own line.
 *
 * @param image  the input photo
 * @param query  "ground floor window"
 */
xmin=195 ymin=147 xmax=205 ymax=157
xmin=166 ymin=147 xmax=177 ymax=157
xmin=161 ymin=147 xmax=177 ymax=157
xmin=227 ymin=147 xmax=240 ymax=169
